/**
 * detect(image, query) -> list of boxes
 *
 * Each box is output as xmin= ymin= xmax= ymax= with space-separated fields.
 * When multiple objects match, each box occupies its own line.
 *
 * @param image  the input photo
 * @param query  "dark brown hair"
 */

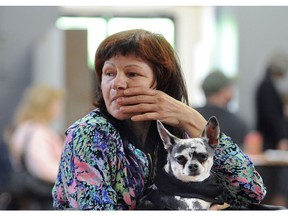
xmin=94 ymin=29 xmax=189 ymax=110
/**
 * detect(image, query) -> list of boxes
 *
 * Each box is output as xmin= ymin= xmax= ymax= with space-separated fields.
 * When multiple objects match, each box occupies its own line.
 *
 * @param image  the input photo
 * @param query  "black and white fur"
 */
xmin=137 ymin=116 xmax=222 ymax=210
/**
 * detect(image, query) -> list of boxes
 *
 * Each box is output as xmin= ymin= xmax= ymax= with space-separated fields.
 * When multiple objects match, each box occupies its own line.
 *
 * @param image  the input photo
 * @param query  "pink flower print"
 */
xmin=74 ymin=158 xmax=103 ymax=186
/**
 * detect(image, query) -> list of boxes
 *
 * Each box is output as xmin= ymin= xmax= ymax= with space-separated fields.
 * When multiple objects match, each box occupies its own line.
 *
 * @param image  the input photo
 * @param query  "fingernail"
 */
xmin=116 ymin=97 xmax=123 ymax=103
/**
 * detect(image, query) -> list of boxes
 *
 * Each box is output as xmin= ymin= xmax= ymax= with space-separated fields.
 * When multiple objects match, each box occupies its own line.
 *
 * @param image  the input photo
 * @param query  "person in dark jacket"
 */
xmin=255 ymin=51 xmax=288 ymax=207
xmin=255 ymin=51 xmax=288 ymax=151
xmin=195 ymin=70 xmax=248 ymax=149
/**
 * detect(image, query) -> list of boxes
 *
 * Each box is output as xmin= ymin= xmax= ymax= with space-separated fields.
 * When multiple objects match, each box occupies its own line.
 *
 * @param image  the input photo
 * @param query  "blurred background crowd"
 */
xmin=0 ymin=5 xmax=288 ymax=210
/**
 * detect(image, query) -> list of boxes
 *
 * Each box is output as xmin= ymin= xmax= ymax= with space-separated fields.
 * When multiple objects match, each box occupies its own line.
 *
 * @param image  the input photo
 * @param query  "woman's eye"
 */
xmin=127 ymin=72 xmax=138 ymax=77
xmin=175 ymin=155 xmax=187 ymax=165
xmin=103 ymin=71 xmax=115 ymax=77
xmin=106 ymin=72 xmax=114 ymax=76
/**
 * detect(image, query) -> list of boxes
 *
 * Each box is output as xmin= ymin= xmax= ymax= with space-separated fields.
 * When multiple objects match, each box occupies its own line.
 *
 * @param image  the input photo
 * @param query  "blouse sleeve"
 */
xmin=52 ymin=124 xmax=120 ymax=210
xmin=212 ymin=133 xmax=267 ymax=206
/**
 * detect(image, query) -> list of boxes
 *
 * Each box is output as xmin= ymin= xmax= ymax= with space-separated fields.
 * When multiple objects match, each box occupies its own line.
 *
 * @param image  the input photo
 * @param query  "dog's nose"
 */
xmin=188 ymin=164 xmax=198 ymax=171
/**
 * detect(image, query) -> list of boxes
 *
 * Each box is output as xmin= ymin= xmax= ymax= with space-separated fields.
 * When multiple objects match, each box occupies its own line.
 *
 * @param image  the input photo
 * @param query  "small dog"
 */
xmin=137 ymin=116 xmax=224 ymax=210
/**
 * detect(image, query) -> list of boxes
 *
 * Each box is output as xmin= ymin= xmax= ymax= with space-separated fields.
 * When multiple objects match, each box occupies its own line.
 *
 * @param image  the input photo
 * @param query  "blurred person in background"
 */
xmin=255 ymin=51 xmax=288 ymax=207
xmin=5 ymin=84 xmax=65 ymax=209
xmin=255 ymin=51 xmax=288 ymax=151
xmin=195 ymin=70 xmax=248 ymax=149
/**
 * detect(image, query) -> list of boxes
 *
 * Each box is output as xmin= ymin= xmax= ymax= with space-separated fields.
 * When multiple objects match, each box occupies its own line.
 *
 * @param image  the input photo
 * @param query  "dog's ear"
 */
xmin=202 ymin=116 xmax=220 ymax=149
xmin=157 ymin=120 xmax=178 ymax=151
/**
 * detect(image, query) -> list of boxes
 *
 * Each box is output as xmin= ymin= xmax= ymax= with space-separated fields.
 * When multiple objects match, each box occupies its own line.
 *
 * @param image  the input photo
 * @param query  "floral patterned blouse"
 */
xmin=52 ymin=108 xmax=266 ymax=210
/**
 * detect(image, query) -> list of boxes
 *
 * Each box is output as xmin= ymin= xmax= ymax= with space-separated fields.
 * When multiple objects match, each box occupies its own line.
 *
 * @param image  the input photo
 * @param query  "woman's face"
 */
xmin=101 ymin=55 xmax=156 ymax=120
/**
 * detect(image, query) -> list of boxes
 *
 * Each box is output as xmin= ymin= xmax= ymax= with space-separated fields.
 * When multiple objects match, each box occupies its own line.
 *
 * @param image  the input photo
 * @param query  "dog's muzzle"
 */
xmin=187 ymin=163 xmax=200 ymax=176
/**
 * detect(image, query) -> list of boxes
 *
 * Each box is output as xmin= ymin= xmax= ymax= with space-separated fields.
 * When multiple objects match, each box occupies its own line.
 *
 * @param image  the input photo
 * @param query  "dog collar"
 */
xmin=153 ymin=168 xmax=224 ymax=204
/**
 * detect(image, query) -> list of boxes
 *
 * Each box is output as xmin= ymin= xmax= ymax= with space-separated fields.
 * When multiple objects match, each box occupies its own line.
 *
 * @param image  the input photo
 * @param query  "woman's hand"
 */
xmin=209 ymin=203 xmax=230 ymax=210
xmin=116 ymin=87 xmax=207 ymax=138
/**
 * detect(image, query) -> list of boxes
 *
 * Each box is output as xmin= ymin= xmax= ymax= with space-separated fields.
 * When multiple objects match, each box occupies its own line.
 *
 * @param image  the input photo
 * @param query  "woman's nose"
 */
xmin=112 ymin=73 xmax=128 ymax=90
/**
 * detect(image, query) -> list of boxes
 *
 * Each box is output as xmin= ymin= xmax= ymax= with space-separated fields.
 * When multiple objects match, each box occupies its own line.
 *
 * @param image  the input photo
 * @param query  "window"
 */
xmin=56 ymin=16 xmax=175 ymax=69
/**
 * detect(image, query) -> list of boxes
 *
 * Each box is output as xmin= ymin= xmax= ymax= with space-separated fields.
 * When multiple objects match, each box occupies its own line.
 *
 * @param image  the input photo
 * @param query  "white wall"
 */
xmin=32 ymin=27 xmax=65 ymax=90
xmin=174 ymin=7 xmax=214 ymax=106
xmin=32 ymin=27 xmax=65 ymax=132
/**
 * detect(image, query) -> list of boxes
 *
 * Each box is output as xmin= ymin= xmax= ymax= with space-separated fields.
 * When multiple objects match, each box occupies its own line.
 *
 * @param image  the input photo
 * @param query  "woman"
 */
xmin=7 ymin=84 xmax=65 ymax=209
xmin=52 ymin=29 xmax=266 ymax=210
xmin=9 ymin=84 xmax=64 ymax=183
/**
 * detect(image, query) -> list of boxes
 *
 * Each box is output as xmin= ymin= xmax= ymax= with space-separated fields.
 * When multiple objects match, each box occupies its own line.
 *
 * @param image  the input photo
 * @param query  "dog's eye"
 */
xmin=197 ymin=153 xmax=208 ymax=162
xmin=175 ymin=155 xmax=187 ymax=165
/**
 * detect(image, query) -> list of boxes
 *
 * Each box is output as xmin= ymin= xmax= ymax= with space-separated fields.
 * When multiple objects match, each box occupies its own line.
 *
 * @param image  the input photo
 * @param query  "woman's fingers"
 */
xmin=118 ymin=97 xmax=169 ymax=122
xmin=120 ymin=103 xmax=160 ymax=114
xmin=123 ymin=87 xmax=157 ymax=96
xmin=115 ymin=87 xmax=207 ymax=138
xmin=117 ymin=87 xmax=175 ymax=116
xmin=116 ymin=87 xmax=159 ymax=105
xmin=116 ymin=94 xmax=156 ymax=105
xmin=117 ymin=89 xmax=183 ymax=126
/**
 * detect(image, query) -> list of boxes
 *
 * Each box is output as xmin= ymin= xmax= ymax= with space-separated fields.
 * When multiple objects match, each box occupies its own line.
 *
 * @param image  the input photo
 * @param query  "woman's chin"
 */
xmin=111 ymin=111 xmax=133 ymax=120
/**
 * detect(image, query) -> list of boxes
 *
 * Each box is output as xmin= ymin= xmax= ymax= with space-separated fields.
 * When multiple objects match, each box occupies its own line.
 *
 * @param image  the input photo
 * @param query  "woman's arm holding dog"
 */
xmin=212 ymin=133 xmax=267 ymax=207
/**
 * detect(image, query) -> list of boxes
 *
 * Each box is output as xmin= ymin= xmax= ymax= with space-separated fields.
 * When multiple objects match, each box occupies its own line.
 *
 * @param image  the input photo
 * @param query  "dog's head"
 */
xmin=157 ymin=117 xmax=220 ymax=182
